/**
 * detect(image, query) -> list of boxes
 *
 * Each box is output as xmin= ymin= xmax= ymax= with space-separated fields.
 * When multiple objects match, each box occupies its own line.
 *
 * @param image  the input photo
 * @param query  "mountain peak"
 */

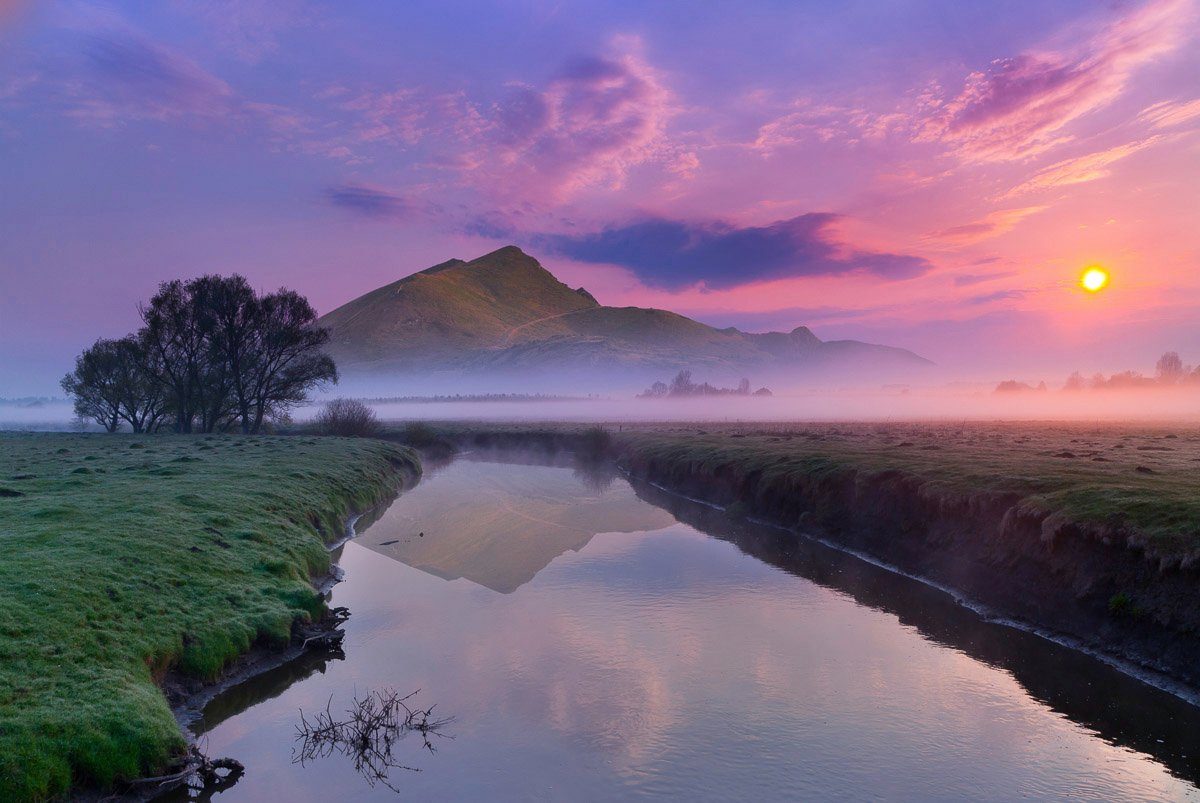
xmin=474 ymin=244 xmax=535 ymax=263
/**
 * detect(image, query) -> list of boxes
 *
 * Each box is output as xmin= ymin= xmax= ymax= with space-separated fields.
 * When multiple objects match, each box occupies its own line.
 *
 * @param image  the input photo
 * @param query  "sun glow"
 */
xmin=1081 ymin=267 xmax=1110 ymax=293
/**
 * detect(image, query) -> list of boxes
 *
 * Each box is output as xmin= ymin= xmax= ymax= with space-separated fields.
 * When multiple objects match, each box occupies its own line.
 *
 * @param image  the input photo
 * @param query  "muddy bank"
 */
xmin=446 ymin=425 xmax=1200 ymax=691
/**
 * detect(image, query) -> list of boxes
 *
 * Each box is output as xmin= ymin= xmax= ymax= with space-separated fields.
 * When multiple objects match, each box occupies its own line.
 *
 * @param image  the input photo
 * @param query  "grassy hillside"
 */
xmin=0 ymin=434 xmax=418 ymax=800
xmin=317 ymin=245 xmax=931 ymax=380
xmin=319 ymin=246 xmax=597 ymax=365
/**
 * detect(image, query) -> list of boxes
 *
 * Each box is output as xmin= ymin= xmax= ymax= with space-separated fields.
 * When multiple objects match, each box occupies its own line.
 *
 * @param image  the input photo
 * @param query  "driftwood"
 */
xmin=296 ymin=605 xmax=352 ymax=650
xmin=294 ymin=689 xmax=453 ymax=792
xmin=117 ymin=745 xmax=244 ymax=798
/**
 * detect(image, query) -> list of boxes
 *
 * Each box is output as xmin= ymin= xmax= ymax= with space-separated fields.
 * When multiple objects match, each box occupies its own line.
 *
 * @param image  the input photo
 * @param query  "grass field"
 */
xmin=0 ymin=433 xmax=418 ymax=800
xmin=438 ymin=420 xmax=1200 ymax=558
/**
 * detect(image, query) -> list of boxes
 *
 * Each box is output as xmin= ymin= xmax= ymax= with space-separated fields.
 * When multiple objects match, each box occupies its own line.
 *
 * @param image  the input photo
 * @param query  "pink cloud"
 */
xmin=916 ymin=0 xmax=1191 ymax=161
xmin=1138 ymin=98 xmax=1200 ymax=129
xmin=924 ymin=206 xmax=1047 ymax=246
xmin=471 ymin=46 xmax=677 ymax=198
xmin=1002 ymin=137 xmax=1163 ymax=196
xmin=323 ymin=41 xmax=679 ymax=200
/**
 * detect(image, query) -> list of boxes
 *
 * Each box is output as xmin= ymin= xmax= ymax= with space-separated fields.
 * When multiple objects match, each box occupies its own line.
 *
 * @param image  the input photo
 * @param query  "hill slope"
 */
xmin=318 ymin=246 xmax=931 ymax=387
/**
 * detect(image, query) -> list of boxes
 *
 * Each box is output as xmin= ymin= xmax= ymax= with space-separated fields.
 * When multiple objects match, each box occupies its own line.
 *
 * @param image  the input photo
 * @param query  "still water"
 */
xmin=185 ymin=457 xmax=1200 ymax=801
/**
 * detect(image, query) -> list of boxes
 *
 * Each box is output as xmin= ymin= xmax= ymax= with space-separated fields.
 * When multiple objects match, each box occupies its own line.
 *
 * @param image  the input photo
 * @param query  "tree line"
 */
xmin=62 ymin=275 xmax=336 ymax=433
xmin=996 ymin=351 xmax=1200 ymax=394
xmin=639 ymin=370 xmax=772 ymax=398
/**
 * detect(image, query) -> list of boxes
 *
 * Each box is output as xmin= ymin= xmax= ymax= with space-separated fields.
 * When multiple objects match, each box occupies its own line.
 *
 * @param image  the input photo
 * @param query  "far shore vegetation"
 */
xmin=0 ymin=434 xmax=418 ymax=800
xmin=639 ymin=370 xmax=772 ymax=399
xmin=998 ymin=351 xmax=1200 ymax=394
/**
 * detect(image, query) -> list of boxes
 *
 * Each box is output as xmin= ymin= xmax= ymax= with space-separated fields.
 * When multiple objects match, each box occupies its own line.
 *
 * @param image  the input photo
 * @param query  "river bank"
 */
xmin=433 ymin=421 xmax=1200 ymax=691
xmin=0 ymin=433 xmax=419 ymax=801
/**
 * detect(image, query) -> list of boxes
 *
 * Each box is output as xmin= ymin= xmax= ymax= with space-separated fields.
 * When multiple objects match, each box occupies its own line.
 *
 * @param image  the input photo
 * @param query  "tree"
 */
xmin=1156 ymin=351 xmax=1184 ymax=383
xmin=61 ymin=337 xmax=167 ymax=433
xmin=669 ymin=370 xmax=694 ymax=396
xmin=61 ymin=339 xmax=125 ymax=432
xmin=1063 ymin=371 xmax=1085 ymax=391
xmin=138 ymin=276 xmax=335 ymax=433
xmin=139 ymin=280 xmax=210 ymax=433
xmin=193 ymin=274 xmax=261 ymax=434
xmin=65 ymin=274 xmax=336 ymax=435
xmin=112 ymin=336 xmax=168 ymax=433
xmin=242 ymin=289 xmax=337 ymax=433
xmin=737 ymin=378 xmax=751 ymax=395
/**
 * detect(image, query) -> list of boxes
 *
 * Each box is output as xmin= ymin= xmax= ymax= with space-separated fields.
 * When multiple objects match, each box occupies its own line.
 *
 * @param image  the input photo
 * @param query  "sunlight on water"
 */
xmin=185 ymin=458 xmax=1200 ymax=801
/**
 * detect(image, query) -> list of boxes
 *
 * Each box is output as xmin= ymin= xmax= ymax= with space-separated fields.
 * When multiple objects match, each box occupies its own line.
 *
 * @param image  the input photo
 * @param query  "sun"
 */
xmin=1080 ymin=267 xmax=1109 ymax=293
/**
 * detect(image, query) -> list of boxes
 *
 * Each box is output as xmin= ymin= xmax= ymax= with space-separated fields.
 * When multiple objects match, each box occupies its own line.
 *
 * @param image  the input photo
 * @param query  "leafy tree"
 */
xmin=242 ymin=289 xmax=337 ymax=433
xmin=1156 ymin=351 xmax=1184 ymax=383
xmin=669 ymin=370 xmax=694 ymax=396
xmin=64 ymin=275 xmax=336 ymax=434
xmin=61 ymin=339 xmax=125 ymax=432
xmin=139 ymin=280 xmax=211 ymax=433
xmin=112 ymin=336 xmax=168 ymax=433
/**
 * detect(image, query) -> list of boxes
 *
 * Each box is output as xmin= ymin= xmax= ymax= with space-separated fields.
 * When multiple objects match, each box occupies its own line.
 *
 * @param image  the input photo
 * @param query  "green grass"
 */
xmin=0 ymin=433 xmax=418 ymax=800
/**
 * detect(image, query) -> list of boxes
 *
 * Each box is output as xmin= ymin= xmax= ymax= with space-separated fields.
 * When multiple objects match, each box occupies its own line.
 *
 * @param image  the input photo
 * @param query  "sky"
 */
xmin=1 ymin=0 xmax=1199 ymax=394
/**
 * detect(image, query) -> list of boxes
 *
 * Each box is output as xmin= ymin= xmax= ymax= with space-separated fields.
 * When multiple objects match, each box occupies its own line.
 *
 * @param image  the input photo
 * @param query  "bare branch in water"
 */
xmin=293 ymin=689 xmax=453 ymax=792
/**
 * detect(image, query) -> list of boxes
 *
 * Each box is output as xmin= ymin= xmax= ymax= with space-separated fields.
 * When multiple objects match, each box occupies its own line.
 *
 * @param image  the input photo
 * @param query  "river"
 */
xmin=174 ymin=455 xmax=1200 ymax=801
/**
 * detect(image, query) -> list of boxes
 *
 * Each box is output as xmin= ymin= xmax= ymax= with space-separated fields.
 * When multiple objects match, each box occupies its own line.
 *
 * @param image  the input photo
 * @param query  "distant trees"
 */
xmin=640 ymin=370 xmax=771 ymax=398
xmin=62 ymin=275 xmax=336 ymax=434
xmin=1052 ymin=351 xmax=1200 ymax=393
xmin=1156 ymin=351 xmax=1185 ymax=383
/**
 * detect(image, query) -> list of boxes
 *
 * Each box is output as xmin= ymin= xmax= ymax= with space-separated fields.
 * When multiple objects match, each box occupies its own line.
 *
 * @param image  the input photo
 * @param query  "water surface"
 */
xmin=184 ymin=457 xmax=1200 ymax=801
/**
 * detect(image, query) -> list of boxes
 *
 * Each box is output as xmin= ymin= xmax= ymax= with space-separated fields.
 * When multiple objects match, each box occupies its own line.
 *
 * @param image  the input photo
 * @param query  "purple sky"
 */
xmin=2 ymin=0 xmax=1199 ymax=393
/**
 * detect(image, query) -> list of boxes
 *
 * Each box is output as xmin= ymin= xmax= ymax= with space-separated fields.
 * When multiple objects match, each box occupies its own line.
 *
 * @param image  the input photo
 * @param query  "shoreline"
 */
xmin=138 ymin=490 xmax=412 ymax=801
xmin=165 ymin=510 xmax=371 ymax=735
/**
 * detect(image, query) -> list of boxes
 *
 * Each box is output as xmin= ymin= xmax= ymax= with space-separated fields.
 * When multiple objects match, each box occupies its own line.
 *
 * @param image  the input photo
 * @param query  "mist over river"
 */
xmin=172 ymin=456 xmax=1200 ymax=801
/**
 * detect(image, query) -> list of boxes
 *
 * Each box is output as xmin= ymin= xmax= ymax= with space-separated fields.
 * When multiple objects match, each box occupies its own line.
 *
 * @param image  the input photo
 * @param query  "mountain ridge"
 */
xmin=318 ymin=246 xmax=932 ymax=387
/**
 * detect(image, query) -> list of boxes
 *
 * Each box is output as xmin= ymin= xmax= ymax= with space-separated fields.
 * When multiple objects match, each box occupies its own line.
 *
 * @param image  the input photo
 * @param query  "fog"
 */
xmin=291 ymin=385 xmax=1200 ymax=424
xmin=7 ymin=383 xmax=1200 ymax=433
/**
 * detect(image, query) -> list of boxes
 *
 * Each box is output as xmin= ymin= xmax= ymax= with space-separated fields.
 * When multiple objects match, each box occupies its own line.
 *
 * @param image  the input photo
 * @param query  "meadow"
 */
xmin=0 ymin=433 xmax=417 ymax=800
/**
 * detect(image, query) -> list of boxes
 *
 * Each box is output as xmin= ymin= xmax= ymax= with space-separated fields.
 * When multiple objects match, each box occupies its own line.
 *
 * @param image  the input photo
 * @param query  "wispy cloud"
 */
xmin=322 ymin=39 xmax=685 ymax=200
xmin=916 ymin=0 xmax=1191 ymax=161
xmin=540 ymin=214 xmax=932 ymax=290
xmin=967 ymin=288 xmax=1026 ymax=305
xmin=953 ymin=270 xmax=1016 ymax=287
xmin=324 ymin=183 xmax=413 ymax=219
xmin=925 ymin=206 xmax=1046 ymax=246
xmin=1002 ymin=137 xmax=1162 ymax=196
xmin=66 ymin=29 xmax=236 ymax=125
xmin=172 ymin=0 xmax=314 ymax=64
xmin=1138 ymin=98 xmax=1200 ymax=129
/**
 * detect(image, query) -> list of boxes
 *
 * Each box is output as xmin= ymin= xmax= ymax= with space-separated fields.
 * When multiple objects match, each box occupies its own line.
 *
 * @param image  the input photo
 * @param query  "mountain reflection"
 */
xmin=357 ymin=459 xmax=675 ymax=593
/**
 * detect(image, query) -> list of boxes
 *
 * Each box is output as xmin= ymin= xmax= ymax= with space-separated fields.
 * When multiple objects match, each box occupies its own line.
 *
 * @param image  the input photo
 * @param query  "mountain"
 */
xmin=318 ymin=246 xmax=932 ymax=389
